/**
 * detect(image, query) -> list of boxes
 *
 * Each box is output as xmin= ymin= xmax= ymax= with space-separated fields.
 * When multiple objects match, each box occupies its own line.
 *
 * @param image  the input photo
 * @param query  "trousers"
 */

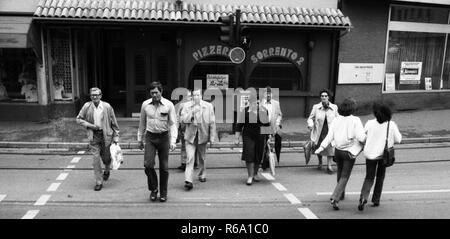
xmin=359 ymin=158 xmax=386 ymax=204
xmin=331 ymin=149 xmax=355 ymax=202
xmin=88 ymin=131 xmax=111 ymax=185
xmin=144 ymin=131 xmax=170 ymax=197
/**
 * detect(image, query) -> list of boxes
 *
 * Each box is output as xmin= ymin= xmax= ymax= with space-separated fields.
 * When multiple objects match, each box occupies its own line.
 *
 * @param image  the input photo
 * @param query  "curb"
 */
xmin=1 ymin=137 xmax=449 ymax=149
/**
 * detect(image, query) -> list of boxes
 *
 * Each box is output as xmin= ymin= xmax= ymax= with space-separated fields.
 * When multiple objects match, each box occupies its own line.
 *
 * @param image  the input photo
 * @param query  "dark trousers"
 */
xmin=144 ymin=131 xmax=170 ymax=197
xmin=331 ymin=149 xmax=356 ymax=202
xmin=359 ymin=159 xmax=386 ymax=204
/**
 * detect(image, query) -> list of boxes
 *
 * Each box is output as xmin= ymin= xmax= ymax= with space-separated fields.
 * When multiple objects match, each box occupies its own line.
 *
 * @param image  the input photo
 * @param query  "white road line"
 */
xmin=77 ymin=151 xmax=85 ymax=154
xmin=316 ymin=189 xmax=450 ymax=196
xmin=284 ymin=193 xmax=302 ymax=204
xmin=0 ymin=194 xmax=6 ymax=202
xmin=272 ymin=182 xmax=287 ymax=191
xmin=64 ymin=165 xmax=75 ymax=171
xmin=56 ymin=172 xmax=69 ymax=181
xmin=34 ymin=194 xmax=51 ymax=206
xmin=22 ymin=210 xmax=40 ymax=219
xmin=46 ymin=183 xmax=61 ymax=192
xmin=298 ymin=208 xmax=319 ymax=219
xmin=71 ymin=157 xmax=81 ymax=163
xmin=261 ymin=173 xmax=275 ymax=181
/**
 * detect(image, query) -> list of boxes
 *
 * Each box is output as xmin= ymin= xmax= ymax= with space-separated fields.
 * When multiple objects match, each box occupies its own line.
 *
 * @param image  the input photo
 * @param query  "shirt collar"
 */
xmin=93 ymin=101 xmax=104 ymax=110
xmin=148 ymin=98 xmax=166 ymax=106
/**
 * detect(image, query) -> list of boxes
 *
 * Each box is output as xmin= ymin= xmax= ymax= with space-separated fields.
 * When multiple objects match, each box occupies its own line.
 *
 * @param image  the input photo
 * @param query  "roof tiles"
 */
xmin=33 ymin=0 xmax=351 ymax=27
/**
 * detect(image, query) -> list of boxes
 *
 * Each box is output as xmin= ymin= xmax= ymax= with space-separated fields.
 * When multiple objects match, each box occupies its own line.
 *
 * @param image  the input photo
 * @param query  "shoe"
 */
xmin=159 ymin=196 xmax=167 ymax=202
xmin=331 ymin=199 xmax=339 ymax=210
xmin=150 ymin=190 xmax=158 ymax=201
xmin=184 ymin=181 xmax=193 ymax=190
xmin=103 ymin=171 xmax=110 ymax=181
xmin=246 ymin=177 xmax=253 ymax=186
xmin=358 ymin=199 xmax=367 ymax=211
xmin=94 ymin=184 xmax=102 ymax=191
xmin=199 ymin=178 xmax=206 ymax=183
xmin=372 ymin=202 xmax=380 ymax=207
xmin=177 ymin=164 xmax=186 ymax=171
xmin=253 ymin=175 xmax=260 ymax=182
xmin=317 ymin=164 xmax=323 ymax=170
xmin=326 ymin=166 xmax=334 ymax=174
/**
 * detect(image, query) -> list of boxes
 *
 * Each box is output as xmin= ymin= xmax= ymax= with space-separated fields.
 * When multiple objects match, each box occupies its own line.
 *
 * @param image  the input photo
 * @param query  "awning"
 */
xmin=33 ymin=0 xmax=352 ymax=29
xmin=0 ymin=16 xmax=42 ymax=62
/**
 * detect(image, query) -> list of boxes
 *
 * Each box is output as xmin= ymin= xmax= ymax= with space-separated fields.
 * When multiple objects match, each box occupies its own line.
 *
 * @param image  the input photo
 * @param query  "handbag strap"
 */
xmin=385 ymin=121 xmax=390 ymax=149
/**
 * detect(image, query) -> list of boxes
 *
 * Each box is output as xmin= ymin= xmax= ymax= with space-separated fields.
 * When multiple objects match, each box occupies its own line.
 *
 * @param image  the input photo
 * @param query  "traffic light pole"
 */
xmin=234 ymin=9 xmax=241 ymax=88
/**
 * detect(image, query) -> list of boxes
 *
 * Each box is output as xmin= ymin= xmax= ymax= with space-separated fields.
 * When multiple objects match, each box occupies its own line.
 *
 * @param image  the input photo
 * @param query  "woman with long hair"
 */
xmin=315 ymin=97 xmax=366 ymax=210
xmin=357 ymin=102 xmax=402 ymax=211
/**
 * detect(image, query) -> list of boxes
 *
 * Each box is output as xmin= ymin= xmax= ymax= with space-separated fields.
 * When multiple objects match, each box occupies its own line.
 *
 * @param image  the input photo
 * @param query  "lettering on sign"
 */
xmin=250 ymin=47 xmax=304 ymax=66
xmin=192 ymin=45 xmax=230 ymax=61
xmin=207 ymin=74 xmax=229 ymax=89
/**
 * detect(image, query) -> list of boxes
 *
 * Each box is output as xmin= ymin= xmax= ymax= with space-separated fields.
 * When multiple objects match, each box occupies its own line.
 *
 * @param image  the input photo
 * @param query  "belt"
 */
xmin=146 ymin=131 xmax=168 ymax=136
xmin=93 ymin=129 xmax=103 ymax=133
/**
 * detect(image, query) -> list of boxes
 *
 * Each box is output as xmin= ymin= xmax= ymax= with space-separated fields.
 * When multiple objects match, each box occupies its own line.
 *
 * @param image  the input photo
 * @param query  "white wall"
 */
xmin=0 ymin=0 xmax=41 ymax=13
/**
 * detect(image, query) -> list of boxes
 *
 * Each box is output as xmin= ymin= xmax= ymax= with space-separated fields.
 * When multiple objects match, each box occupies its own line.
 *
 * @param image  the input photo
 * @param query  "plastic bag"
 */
xmin=110 ymin=143 xmax=124 ymax=170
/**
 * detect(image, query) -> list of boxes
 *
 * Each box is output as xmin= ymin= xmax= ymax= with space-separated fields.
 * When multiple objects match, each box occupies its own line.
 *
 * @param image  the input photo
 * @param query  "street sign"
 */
xmin=229 ymin=47 xmax=245 ymax=64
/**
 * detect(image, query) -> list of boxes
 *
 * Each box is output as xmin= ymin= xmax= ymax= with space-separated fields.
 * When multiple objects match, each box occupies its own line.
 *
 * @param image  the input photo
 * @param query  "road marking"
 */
xmin=284 ymin=193 xmax=302 ymax=204
xmin=77 ymin=151 xmax=85 ymax=154
xmin=46 ymin=183 xmax=61 ymax=192
xmin=71 ymin=157 xmax=81 ymax=163
xmin=261 ymin=173 xmax=275 ymax=181
xmin=34 ymin=194 xmax=51 ymax=206
xmin=317 ymin=189 xmax=450 ymax=196
xmin=56 ymin=173 xmax=69 ymax=181
xmin=298 ymin=208 xmax=319 ymax=219
xmin=64 ymin=165 xmax=75 ymax=171
xmin=272 ymin=182 xmax=287 ymax=191
xmin=0 ymin=194 xmax=6 ymax=202
xmin=22 ymin=210 xmax=39 ymax=219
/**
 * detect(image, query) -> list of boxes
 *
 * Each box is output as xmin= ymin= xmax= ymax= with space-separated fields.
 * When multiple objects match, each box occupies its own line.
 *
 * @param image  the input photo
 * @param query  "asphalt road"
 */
xmin=1 ymin=145 xmax=450 ymax=219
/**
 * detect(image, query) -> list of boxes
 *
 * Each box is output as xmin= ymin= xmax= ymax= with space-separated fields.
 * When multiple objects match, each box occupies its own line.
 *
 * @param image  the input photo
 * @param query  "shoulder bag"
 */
xmin=382 ymin=121 xmax=395 ymax=167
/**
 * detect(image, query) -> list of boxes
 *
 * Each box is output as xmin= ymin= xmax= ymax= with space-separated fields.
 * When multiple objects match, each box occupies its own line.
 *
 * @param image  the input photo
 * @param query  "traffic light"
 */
xmin=239 ymin=26 xmax=251 ymax=50
xmin=218 ymin=14 xmax=234 ymax=46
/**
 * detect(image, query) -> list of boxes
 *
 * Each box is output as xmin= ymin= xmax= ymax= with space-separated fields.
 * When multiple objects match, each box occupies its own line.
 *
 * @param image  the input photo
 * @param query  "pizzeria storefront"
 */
xmin=0 ymin=0 xmax=351 ymax=120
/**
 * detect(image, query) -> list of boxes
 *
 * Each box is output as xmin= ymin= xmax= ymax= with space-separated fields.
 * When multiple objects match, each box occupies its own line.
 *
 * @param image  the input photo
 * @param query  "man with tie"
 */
xmin=138 ymin=81 xmax=177 ymax=202
xmin=180 ymin=87 xmax=216 ymax=190
xmin=76 ymin=87 xmax=120 ymax=191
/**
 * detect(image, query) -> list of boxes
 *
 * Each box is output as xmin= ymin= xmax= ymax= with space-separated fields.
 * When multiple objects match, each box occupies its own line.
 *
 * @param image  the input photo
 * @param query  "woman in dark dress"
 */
xmin=234 ymin=93 xmax=271 ymax=185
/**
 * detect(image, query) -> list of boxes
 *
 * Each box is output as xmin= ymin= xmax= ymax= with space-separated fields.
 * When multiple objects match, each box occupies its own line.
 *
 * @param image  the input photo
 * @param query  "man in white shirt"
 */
xmin=76 ymin=87 xmax=120 ymax=191
xmin=260 ymin=87 xmax=283 ymax=167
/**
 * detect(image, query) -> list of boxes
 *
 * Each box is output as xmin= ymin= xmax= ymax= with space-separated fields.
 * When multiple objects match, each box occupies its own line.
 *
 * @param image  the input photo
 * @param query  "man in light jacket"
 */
xmin=260 ymin=86 xmax=283 ymax=165
xmin=76 ymin=87 xmax=120 ymax=191
xmin=180 ymin=88 xmax=216 ymax=190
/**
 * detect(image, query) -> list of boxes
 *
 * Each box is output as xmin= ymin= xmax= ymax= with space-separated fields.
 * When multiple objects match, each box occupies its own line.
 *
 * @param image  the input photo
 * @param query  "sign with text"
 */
xmin=206 ymin=74 xmax=229 ymax=89
xmin=425 ymin=77 xmax=432 ymax=90
xmin=338 ymin=63 xmax=384 ymax=84
xmin=385 ymin=73 xmax=396 ymax=92
xmin=400 ymin=62 xmax=422 ymax=84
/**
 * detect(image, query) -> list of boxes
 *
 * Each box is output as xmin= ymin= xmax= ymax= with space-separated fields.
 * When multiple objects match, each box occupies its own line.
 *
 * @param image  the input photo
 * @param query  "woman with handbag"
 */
xmin=314 ymin=97 xmax=366 ymax=210
xmin=357 ymin=103 xmax=402 ymax=211
xmin=235 ymin=92 xmax=271 ymax=185
xmin=307 ymin=89 xmax=339 ymax=174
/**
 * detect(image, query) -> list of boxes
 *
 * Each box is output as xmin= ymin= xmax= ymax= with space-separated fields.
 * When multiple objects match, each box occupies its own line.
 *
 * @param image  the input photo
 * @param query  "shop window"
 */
xmin=50 ymin=29 xmax=73 ymax=101
xmin=0 ymin=48 xmax=37 ymax=103
xmin=384 ymin=5 xmax=450 ymax=92
xmin=189 ymin=56 xmax=242 ymax=89
xmin=249 ymin=57 xmax=303 ymax=91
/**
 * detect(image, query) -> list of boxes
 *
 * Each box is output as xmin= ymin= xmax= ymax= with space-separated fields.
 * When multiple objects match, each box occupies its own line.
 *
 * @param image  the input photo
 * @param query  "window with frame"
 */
xmin=249 ymin=57 xmax=303 ymax=91
xmin=384 ymin=5 xmax=450 ymax=92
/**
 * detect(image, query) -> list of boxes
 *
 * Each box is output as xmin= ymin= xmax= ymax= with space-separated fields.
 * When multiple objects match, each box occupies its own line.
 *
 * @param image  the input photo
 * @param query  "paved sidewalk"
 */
xmin=1 ymin=108 xmax=450 ymax=149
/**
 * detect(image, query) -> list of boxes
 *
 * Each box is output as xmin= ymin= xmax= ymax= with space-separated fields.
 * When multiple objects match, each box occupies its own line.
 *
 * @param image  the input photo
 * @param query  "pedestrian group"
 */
xmin=76 ymin=83 xmax=401 ymax=212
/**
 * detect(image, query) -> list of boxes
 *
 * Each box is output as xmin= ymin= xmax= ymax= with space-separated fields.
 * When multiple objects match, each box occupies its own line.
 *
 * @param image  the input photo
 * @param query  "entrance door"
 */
xmin=107 ymin=43 xmax=127 ymax=117
xmin=128 ymin=47 xmax=152 ymax=116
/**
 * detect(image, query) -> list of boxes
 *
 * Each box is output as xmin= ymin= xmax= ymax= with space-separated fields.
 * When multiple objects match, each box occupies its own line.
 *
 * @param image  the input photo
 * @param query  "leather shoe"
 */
xmin=150 ymin=190 xmax=158 ymax=201
xmin=103 ymin=171 xmax=110 ymax=181
xmin=372 ymin=202 xmax=380 ymax=207
xmin=331 ymin=199 xmax=339 ymax=210
xmin=199 ymin=178 xmax=206 ymax=183
xmin=246 ymin=177 xmax=253 ymax=186
xmin=94 ymin=184 xmax=102 ymax=191
xmin=184 ymin=181 xmax=193 ymax=190
xmin=159 ymin=196 xmax=167 ymax=202
xmin=253 ymin=175 xmax=260 ymax=182
xmin=358 ymin=199 xmax=367 ymax=211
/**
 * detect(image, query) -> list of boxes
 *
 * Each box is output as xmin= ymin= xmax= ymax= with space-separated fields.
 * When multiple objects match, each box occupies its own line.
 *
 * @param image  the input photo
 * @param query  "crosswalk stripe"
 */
xmin=46 ymin=183 xmax=61 ymax=192
xmin=56 ymin=173 xmax=69 ymax=181
xmin=316 ymin=189 xmax=450 ymax=196
xmin=284 ymin=193 xmax=301 ymax=204
xmin=298 ymin=208 xmax=319 ymax=219
xmin=261 ymin=173 xmax=275 ymax=181
xmin=71 ymin=157 xmax=81 ymax=163
xmin=22 ymin=210 xmax=39 ymax=219
xmin=77 ymin=151 xmax=85 ymax=154
xmin=272 ymin=182 xmax=287 ymax=191
xmin=34 ymin=195 xmax=51 ymax=206
xmin=0 ymin=194 xmax=6 ymax=202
